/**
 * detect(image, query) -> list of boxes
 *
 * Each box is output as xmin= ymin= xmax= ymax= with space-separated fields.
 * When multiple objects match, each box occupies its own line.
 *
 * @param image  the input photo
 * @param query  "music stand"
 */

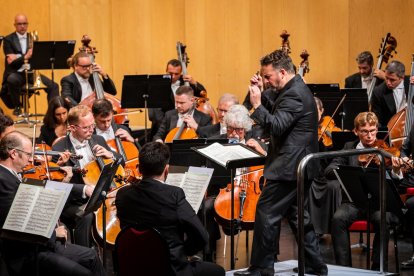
xmin=309 ymin=83 xmax=342 ymax=125
xmin=340 ymin=88 xmax=368 ymax=131
xmin=121 ymin=74 xmax=174 ymax=142
xmin=81 ymin=158 xmax=122 ymax=270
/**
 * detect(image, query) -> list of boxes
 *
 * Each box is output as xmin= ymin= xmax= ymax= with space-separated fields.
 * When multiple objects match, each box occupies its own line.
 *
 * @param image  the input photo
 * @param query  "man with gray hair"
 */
xmin=345 ymin=51 xmax=385 ymax=89
xmin=370 ymin=60 xmax=410 ymax=127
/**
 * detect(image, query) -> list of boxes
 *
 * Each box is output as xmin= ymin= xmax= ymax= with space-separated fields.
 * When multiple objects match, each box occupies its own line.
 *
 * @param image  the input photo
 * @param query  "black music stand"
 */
xmin=81 ymin=158 xmax=122 ymax=270
xmin=192 ymin=143 xmax=265 ymax=269
xmin=121 ymin=74 xmax=174 ymax=143
xmin=340 ymin=88 xmax=368 ymax=131
xmin=309 ymin=83 xmax=342 ymax=125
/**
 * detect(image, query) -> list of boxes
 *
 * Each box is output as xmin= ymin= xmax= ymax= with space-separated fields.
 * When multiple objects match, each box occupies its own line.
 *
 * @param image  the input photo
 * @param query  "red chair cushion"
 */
xmin=348 ymin=220 xmax=374 ymax=232
xmin=407 ymin=187 xmax=414 ymax=195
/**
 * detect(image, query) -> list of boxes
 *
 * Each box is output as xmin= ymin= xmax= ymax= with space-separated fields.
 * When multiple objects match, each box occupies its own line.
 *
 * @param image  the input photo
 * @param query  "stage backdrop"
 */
xmin=1 ymin=0 xmax=413 ymax=127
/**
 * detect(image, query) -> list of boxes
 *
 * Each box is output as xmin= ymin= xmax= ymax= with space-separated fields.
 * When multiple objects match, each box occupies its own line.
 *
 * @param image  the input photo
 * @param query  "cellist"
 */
xmin=153 ymin=86 xmax=212 ymax=142
xmin=370 ymin=60 xmax=410 ymax=128
xmin=61 ymin=51 xmax=117 ymax=107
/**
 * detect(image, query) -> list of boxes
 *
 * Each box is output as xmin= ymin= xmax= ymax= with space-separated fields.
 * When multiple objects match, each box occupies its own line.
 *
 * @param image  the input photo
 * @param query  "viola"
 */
xmin=318 ymin=116 xmax=341 ymax=148
xmin=214 ymin=165 xmax=264 ymax=231
xmin=78 ymin=35 xmax=128 ymax=124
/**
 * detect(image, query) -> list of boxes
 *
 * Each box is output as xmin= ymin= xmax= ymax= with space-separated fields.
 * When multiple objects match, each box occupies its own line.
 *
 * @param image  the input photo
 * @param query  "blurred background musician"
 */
xmin=193 ymin=93 xmax=239 ymax=138
xmin=153 ymin=86 xmax=211 ymax=142
xmin=326 ymin=111 xmax=400 ymax=270
xmin=0 ymin=131 xmax=105 ymax=276
xmin=1 ymin=14 xmax=59 ymax=115
xmin=0 ymin=114 xmax=15 ymax=140
xmin=345 ymin=51 xmax=384 ymax=89
xmin=52 ymin=105 xmax=120 ymax=247
xmin=370 ymin=60 xmax=410 ymax=128
xmin=37 ymin=96 xmax=70 ymax=147
xmin=61 ymin=51 xmax=116 ymax=107
xmin=149 ymin=58 xmax=207 ymax=140
xmin=116 ymin=142 xmax=225 ymax=276
xmin=92 ymin=98 xmax=133 ymax=143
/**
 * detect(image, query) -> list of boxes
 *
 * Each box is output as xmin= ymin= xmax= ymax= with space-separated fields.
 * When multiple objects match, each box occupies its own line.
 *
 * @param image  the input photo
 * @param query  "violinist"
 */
xmin=52 ymin=104 xmax=121 ymax=247
xmin=326 ymin=111 xmax=400 ymax=270
xmin=195 ymin=93 xmax=239 ymax=138
xmin=0 ymin=131 xmax=105 ymax=275
xmin=148 ymin=59 xmax=207 ymax=138
xmin=0 ymin=114 xmax=15 ymax=139
xmin=370 ymin=60 xmax=410 ymax=127
xmin=115 ymin=142 xmax=225 ymax=276
xmin=92 ymin=98 xmax=134 ymax=143
xmin=153 ymin=86 xmax=211 ymax=142
xmin=308 ymin=97 xmax=342 ymax=236
xmin=61 ymin=51 xmax=117 ymax=107
xmin=37 ymin=96 xmax=70 ymax=146
xmin=345 ymin=51 xmax=384 ymax=89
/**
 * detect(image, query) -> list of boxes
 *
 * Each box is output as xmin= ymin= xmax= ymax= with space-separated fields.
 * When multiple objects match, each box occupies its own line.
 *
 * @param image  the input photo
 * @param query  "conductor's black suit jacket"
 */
xmin=116 ymin=178 xmax=208 ymax=276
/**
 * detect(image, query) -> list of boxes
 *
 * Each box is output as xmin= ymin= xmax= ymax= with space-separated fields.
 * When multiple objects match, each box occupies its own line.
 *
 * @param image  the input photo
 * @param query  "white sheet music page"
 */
xmin=3 ymin=181 xmax=73 ymax=239
xmin=181 ymin=167 xmax=214 ymax=212
xmin=197 ymin=142 xmax=259 ymax=167
xmin=165 ymin=173 xmax=186 ymax=187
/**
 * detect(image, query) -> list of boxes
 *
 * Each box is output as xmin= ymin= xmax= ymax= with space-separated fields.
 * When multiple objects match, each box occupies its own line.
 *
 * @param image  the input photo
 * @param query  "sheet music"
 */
xmin=165 ymin=173 xmax=185 ymax=187
xmin=197 ymin=142 xmax=260 ymax=167
xmin=3 ymin=182 xmax=73 ymax=239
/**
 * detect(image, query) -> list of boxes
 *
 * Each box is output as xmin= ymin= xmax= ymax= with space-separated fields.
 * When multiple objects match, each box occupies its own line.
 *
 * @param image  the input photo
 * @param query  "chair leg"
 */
xmin=366 ymin=229 xmax=371 ymax=269
xmin=393 ymin=228 xmax=399 ymax=273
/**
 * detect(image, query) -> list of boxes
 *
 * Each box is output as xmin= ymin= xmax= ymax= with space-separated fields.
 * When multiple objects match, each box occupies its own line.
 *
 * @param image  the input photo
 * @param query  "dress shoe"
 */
xmin=13 ymin=106 xmax=21 ymax=116
xmin=234 ymin=265 xmax=274 ymax=276
xmin=401 ymin=256 xmax=414 ymax=269
xmin=293 ymin=263 xmax=328 ymax=276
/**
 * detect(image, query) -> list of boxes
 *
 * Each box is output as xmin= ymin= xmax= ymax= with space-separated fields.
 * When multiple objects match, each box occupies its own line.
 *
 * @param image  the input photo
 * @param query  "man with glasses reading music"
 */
xmin=61 ymin=51 xmax=117 ymax=107
xmin=1 ymin=14 xmax=59 ymax=115
xmin=52 ymin=104 xmax=120 ymax=247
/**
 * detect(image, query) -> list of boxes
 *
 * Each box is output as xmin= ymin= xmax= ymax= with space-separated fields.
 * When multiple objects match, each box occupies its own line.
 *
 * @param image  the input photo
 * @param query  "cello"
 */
xmin=387 ymin=53 xmax=414 ymax=149
xmin=78 ymin=35 xmax=128 ymax=124
xmin=367 ymin=33 xmax=397 ymax=102
xmin=164 ymin=104 xmax=198 ymax=143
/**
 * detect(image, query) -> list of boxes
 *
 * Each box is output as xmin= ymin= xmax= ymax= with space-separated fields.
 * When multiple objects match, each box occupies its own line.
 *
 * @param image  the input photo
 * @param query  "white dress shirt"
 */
xmin=75 ymin=73 xmax=93 ymax=101
xmin=96 ymin=126 xmax=115 ymax=141
xmin=69 ymin=133 xmax=95 ymax=169
xmin=393 ymin=81 xmax=406 ymax=113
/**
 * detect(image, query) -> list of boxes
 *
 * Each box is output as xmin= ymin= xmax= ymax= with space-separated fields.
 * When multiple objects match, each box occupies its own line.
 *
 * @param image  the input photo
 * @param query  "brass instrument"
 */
xmin=27 ymin=30 xmax=46 ymax=89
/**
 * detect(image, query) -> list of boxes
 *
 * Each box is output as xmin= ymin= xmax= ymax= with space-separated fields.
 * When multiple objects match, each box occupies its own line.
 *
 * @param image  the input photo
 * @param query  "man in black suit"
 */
xmin=153 ymin=86 xmax=212 ymax=142
xmin=345 ymin=51 xmax=384 ymax=89
xmin=115 ymin=142 xmax=225 ymax=276
xmin=52 ymin=104 xmax=121 ymax=247
xmin=92 ymin=98 xmax=134 ymax=143
xmin=0 ymin=131 xmax=105 ymax=276
xmin=195 ymin=93 xmax=239 ymax=138
xmin=235 ymin=50 xmax=327 ymax=276
xmin=2 ymin=14 xmax=59 ymax=115
xmin=370 ymin=60 xmax=410 ymax=127
xmin=326 ymin=112 xmax=400 ymax=271
xmin=61 ymin=51 xmax=117 ymax=107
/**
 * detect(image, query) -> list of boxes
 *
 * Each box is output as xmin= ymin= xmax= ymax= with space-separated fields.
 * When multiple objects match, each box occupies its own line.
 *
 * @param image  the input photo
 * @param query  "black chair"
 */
xmin=114 ymin=227 xmax=174 ymax=276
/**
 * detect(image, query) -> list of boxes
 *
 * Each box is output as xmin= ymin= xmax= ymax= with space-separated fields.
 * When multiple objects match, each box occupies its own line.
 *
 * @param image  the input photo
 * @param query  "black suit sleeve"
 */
xmin=102 ymin=76 xmax=117 ymax=95
xmin=175 ymin=188 xmax=208 ymax=255
xmin=3 ymin=36 xmax=25 ymax=70
xmin=153 ymin=112 xmax=171 ymax=141
xmin=61 ymin=76 xmax=78 ymax=106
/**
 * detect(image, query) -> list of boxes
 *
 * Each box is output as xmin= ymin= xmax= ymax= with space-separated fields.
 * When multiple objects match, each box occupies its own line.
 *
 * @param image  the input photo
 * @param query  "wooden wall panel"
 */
xmin=0 ymin=0 xmax=413 ymax=126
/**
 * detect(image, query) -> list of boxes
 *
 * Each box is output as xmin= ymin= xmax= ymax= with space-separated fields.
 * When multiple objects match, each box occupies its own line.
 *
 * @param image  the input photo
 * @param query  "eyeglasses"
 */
xmin=227 ymin=126 xmax=245 ymax=133
xmin=77 ymin=63 xmax=92 ymax=69
xmin=358 ymin=129 xmax=377 ymax=136
xmin=12 ymin=148 xmax=32 ymax=158
xmin=74 ymin=123 xmax=96 ymax=131
xmin=217 ymin=108 xmax=229 ymax=114
xmin=15 ymin=22 xmax=28 ymax=26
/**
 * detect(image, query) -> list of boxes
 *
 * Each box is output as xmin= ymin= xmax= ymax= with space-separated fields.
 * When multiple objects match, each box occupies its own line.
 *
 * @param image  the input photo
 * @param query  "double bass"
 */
xmin=78 ymin=35 xmax=128 ymax=124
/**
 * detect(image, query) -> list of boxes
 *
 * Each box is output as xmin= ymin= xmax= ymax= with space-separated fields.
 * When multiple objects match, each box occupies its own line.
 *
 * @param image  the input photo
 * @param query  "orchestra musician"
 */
xmin=0 ymin=131 xmax=105 ymax=276
xmin=52 ymin=105 xmax=121 ymax=247
xmin=153 ymin=86 xmax=212 ymax=142
xmin=344 ymin=51 xmax=384 ymax=89
xmin=192 ymin=93 xmax=239 ymax=138
xmin=1 ymin=14 xmax=59 ymax=115
xmin=235 ymin=49 xmax=327 ymax=276
xmin=370 ymin=60 xmax=410 ymax=127
xmin=326 ymin=112 xmax=400 ymax=270
xmin=61 ymin=51 xmax=117 ymax=107
xmin=92 ymin=98 xmax=134 ymax=143
xmin=0 ymin=114 xmax=15 ymax=139
xmin=37 ymin=96 xmax=70 ymax=146
xmin=115 ymin=141 xmax=225 ymax=276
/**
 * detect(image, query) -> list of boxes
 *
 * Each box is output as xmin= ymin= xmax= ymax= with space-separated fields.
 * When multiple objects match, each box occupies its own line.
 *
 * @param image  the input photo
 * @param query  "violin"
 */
xmin=22 ymin=162 xmax=86 ymax=181
xmin=78 ymin=35 xmax=128 ymax=124
xmin=358 ymin=139 xmax=400 ymax=167
xmin=318 ymin=116 xmax=341 ymax=148
xmin=214 ymin=165 xmax=264 ymax=231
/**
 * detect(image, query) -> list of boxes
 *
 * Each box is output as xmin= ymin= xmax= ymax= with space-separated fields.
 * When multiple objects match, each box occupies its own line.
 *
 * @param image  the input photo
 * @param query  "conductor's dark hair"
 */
xmin=138 ymin=142 xmax=170 ymax=177
xmin=260 ymin=49 xmax=295 ymax=74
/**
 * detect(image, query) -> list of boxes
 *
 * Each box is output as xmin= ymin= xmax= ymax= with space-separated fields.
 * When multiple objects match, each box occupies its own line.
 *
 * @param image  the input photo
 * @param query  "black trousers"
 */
xmin=405 ymin=196 xmax=414 ymax=251
xmin=61 ymin=204 xmax=94 ymax=247
xmin=331 ymin=202 xmax=399 ymax=270
xmin=5 ymin=71 xmax=59 ymax=107
xmin=250 ymin=180 xmax=324 ymax=269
